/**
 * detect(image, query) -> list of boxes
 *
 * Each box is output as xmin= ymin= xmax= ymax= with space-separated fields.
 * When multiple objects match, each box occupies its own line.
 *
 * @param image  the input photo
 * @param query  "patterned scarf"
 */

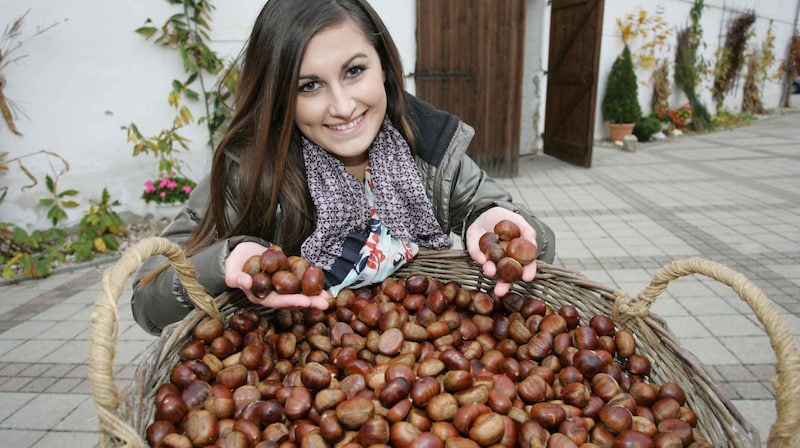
xmin=301 ymin=119 xmax=452 ymax=269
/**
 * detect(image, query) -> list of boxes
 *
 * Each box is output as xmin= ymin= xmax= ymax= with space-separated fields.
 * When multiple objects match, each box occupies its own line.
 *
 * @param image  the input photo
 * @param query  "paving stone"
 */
xmin=2 ymin=393 xmax=86 ymax=430
xmin=0 ymin=429 xmax=46 ymax=448
xmin=730 ymin=381 xmax=776 ymax=399
xmin=0 ymin=392 xmax=38 ymax=423
xmin=19 ymin=377 xmax=60 ymax=393
xmin=31 ymin=431 xmax=99 ymax=448
xmin=0 ymin=377 xmax=33 ymax=392
xmin=45 ymin=377 xmax=84 ymax=394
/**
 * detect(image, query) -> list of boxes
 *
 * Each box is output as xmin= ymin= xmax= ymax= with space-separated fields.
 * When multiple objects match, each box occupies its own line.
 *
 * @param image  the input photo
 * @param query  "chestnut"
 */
xmin=496 ymin=257 xmax=524 ymax=283
xmin=146 ymin=420 xmax=178 ymax=447
xmin=494 ymin=219 xmax=521 ymax=240
xmin=302 ymin=266 xmax=325 ymax=296
xmin=260 ymin=246 xmax=289 ymax=273
xmin=336 ymin=396 xmax=375 ymax=429
xmin=273 ymin=270 xmax=301 ymax=295
xmin=505 ymin=237 xmax=538 ymax=265
xmin=183 ymin=409 xmax=219 ymax=447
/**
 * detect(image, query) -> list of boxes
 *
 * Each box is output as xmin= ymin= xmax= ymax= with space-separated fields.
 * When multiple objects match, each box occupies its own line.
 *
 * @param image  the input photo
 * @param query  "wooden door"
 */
xmin=543 ymin=0 xmax=604 ymax=167
xmin=415 ymin=0 xmax=526 ymax=177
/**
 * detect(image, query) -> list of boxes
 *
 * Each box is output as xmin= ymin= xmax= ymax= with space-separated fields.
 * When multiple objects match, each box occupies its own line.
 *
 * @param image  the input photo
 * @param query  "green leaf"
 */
xmin=184 ymin=89 xmax=200 ymax=101
xmin=102 ymin=235 xmax=120 ymax=251
xmin=45 ymin=175 xmax=55 ymax=193
xmin=135 ymin=26 xmax=158 ymax=39
xmin=2 ymin=253 xmax=23 ymax=279
xmin=58 ymin=189 xmax=79 ymax=198
xmin=47 ymin=207 xmax=67 ymax=226
xmin=178 ymin=106 xmax=195 ymax=124
xmin=39 ymin=198 xmax=54 ymax=206
xmin=61 ymin=200 xmax=80 ymax=209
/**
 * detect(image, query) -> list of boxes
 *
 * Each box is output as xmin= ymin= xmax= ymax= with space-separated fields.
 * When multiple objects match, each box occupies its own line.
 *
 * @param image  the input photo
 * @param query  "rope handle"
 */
xmin=612 ymin=257 xmax=799 ymax=448
xmin=89 ymin=237 xmax=221 ymax=448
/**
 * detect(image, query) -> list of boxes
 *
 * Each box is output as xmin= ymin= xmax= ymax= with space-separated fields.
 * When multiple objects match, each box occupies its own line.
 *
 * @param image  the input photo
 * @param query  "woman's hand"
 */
xmin=466 ymin=207 xmax=538 ymax=296
xmin=225 ymin=242 xmax=330 ymax=310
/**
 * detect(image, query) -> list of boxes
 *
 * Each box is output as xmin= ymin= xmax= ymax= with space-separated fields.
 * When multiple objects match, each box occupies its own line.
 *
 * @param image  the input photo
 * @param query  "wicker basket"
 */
xmin=89 ymin=237 xmax=800 ymax=448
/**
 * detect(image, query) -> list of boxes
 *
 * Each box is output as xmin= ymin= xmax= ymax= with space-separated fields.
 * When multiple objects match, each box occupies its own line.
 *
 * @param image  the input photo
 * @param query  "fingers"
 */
xmin=247 ymin=291 xmax=331 ymax=310
xmin=468 ymin=243 xmax=488 ymax=265
xmin=522 ymin=261 xmax=537 ymax=282
xmin=493 ymin=281 xmax=511 ymax=297
xmin=481 ymin=260 xmax=497 ymax=277
xmin=231 ymin=273 xmax=253 ymax=291
xmin=225 ymin=242 xmax=268 ymax=288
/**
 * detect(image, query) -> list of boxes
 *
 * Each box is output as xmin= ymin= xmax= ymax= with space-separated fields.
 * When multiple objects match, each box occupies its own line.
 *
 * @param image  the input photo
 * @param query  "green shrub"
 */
xmin=602 ymin=46 xmax=642 ymax=124
xmin=634 ymin=116 xmax=663 ymax=141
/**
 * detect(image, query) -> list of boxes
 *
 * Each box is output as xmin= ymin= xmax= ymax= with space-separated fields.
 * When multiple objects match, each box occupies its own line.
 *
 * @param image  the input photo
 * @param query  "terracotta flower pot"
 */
xmin=608 ymin=122 xmax=635 ymax=143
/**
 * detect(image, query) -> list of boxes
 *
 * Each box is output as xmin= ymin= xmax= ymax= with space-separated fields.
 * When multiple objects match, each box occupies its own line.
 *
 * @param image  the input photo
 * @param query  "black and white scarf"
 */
xmin=300 ymin=119 xmax=452 ymax=269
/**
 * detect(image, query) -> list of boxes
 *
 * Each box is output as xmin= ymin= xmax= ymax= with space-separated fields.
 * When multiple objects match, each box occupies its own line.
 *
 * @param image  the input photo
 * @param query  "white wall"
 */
xmin=520 ymin=0 xmax=550 ymax=155
xmin=0 ymin=0 xmax=415 ymax=230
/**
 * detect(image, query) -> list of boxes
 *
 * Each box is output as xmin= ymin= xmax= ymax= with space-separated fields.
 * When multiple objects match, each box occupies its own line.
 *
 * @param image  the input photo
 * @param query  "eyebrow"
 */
xmin=298 ymin=53 xmax=369 ymax=81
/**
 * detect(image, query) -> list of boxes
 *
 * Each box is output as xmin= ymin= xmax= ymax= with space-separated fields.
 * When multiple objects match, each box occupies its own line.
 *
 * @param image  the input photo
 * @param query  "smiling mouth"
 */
xmin=327 ymin=113 xmax=364 ymax=132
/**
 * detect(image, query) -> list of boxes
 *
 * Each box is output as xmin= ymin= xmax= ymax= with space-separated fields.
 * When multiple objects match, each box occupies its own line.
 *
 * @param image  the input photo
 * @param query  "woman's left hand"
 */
xmin=466 ymin=206 xmax=538 ymax=296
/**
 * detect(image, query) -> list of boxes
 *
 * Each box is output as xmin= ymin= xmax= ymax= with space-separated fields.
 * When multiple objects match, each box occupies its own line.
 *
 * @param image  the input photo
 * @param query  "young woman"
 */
xmin=131 ymin=0 xmax=555 ymax=335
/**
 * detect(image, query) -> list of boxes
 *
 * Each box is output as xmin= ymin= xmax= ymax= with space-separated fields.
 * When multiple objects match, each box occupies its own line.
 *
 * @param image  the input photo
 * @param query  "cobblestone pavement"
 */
xmin=1 ymin=112 xmax=798 ymax=447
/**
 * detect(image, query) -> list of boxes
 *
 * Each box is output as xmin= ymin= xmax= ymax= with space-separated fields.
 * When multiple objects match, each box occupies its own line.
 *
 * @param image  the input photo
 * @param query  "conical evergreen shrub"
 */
xmin=602 ymin=46 xmax=642 ymax=124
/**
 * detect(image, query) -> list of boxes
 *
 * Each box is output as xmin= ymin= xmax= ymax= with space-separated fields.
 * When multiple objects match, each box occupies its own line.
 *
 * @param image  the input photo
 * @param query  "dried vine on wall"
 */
xmin=712 ymin=10 xmax=755 ymax=109
xmin=742 ymin=23 xmax=778 ymax=115
xmin=674 ymin=0 xmax=713 ymax=132
xmin=780 ymin=33 xmax=800 ymax=107
xmin=651 ymin=60 xmax=671 ymax=115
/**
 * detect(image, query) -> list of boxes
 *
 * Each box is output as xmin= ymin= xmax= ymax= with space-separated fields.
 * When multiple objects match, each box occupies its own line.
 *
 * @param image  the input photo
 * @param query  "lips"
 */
xmin=327 ymin=113 xmax=364 ymax=132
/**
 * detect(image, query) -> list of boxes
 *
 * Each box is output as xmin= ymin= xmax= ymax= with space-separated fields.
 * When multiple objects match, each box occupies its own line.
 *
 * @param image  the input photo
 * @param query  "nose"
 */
xmin=327 ymin=83 xmax=356 ymax=118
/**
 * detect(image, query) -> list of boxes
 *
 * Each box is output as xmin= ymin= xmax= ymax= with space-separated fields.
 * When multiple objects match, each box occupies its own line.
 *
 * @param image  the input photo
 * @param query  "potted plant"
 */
xmin=138 ymin=168 xmax=196 ymax=220
xmin=601 ymin=45 xmax=642 ymax=142
xmin=142 ymin=172 xmax=196 ymax=205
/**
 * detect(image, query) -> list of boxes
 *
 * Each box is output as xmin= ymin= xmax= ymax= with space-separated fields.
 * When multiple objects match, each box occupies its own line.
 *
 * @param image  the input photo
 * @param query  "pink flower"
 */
xmin=144 ymin=180 xmax=156 ymax=194
xmin=159 ymin=178 xmax=170 ymax=188
xmin=166 ymin=180 xmax=178 ymax=189
xmin=160 ymin=191 xmax=167 ymax=198
xmin=182 ymin=185 xmax=193 ymax=194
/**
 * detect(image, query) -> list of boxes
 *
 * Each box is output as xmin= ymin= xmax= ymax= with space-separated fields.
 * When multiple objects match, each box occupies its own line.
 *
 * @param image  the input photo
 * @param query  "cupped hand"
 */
xmin=224 ymin=241 xmax=330 ymax=310
xmin=465 ymin=207 xmax=538 ymax=296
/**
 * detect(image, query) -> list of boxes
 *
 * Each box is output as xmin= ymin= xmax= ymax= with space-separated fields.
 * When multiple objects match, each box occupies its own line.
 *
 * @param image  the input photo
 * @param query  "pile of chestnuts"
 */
xmin=146 ymin=249 xmax=714 ymax=448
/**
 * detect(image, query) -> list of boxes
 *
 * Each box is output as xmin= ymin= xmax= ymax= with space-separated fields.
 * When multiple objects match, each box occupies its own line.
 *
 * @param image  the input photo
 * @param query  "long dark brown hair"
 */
xmin=185 ymin=0 xmax=413 ymax=259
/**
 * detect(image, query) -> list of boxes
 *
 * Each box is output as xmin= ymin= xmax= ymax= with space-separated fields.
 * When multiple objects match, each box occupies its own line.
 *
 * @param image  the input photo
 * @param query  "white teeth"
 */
xmin=329 ymin=115 xmax=363 ymax=131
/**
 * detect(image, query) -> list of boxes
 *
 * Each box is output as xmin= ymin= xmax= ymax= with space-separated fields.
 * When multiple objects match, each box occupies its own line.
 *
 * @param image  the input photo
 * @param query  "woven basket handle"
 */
xmin=89 ymin=237 xmax=221 ymax=448
xmin=613 ymin=257 xmax=799 ymax=448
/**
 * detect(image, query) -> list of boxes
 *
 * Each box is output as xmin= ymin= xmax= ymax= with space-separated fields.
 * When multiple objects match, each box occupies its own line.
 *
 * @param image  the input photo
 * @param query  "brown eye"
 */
xmin=345 ymin=65 xmax=366 ymax=77
xmin=299 ymin=81 xmax=320 ymax=93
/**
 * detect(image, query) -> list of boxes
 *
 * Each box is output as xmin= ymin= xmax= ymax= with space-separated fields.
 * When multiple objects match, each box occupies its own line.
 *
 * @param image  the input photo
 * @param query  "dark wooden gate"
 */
xmin=414 ymin=0 xmax=526 ymax=177
xmin=543 ymin=0 xmax=604 ymax=167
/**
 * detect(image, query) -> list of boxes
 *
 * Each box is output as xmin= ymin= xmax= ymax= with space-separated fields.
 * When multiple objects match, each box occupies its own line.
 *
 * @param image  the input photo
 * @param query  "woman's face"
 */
xmin=295 ymin=19 xmax=387 ymax=170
